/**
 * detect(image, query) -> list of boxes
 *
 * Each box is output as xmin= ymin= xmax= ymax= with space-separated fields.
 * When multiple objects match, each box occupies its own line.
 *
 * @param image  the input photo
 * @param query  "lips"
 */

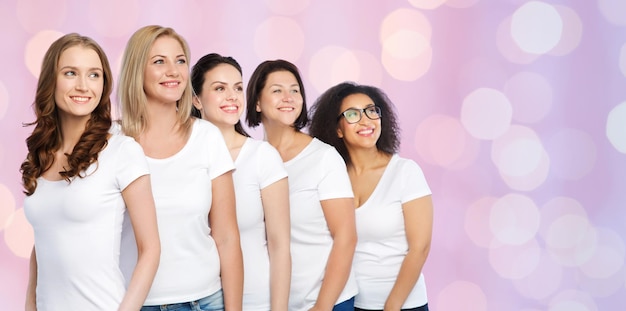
xmin=160 ymin=81 xmax=180 ymax=87
xmin=220 ymin=105 xmax=239 ymax=112
xmin=70 ymin=96 xmax=90 ymax=103
xmin=357 ymin=128 xmax=375 ymax=135
xmin=278 ymin=106 xmax=295 ymax=112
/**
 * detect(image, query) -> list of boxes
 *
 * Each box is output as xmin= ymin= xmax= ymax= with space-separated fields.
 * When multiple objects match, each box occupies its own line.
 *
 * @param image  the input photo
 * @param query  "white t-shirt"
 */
xmin=24 ymin=133 xmax=149 ymax=311
xmin=233 ymin=138 xmax=288 ymax=311
xmin=285 ymin=138 xmax=358 ymax=311
xmin=353 ymin=154 xmax=432 ymax=309
xmin=120 ymin=119 xmax=235 ymax=305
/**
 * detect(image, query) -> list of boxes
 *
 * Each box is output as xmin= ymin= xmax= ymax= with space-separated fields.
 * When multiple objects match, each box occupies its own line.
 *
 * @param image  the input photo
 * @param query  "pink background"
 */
xmin=1 ymin=0 xmax=625 ymax=310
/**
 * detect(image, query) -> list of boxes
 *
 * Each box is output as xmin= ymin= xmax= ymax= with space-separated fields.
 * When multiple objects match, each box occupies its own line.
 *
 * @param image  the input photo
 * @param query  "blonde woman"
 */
xmin=117 ymin=25 xmax=243 ymax=311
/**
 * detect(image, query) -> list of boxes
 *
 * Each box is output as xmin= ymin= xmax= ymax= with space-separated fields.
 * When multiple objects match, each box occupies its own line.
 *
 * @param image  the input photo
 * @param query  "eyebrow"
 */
xmin=211 ymin=81 xmax=243 ymax=85
xmin=269 ymin=83 xmax=299 ymax=88
xmin=149 ymin=54 xmax=187 ymax=59
xmin=59 ymin=65 xmax=103 ymax=72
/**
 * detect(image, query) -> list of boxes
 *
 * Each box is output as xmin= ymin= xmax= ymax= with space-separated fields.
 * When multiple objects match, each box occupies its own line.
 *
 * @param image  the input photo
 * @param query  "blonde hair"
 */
xmin=118 ymin=25 xmax=194 ymax=138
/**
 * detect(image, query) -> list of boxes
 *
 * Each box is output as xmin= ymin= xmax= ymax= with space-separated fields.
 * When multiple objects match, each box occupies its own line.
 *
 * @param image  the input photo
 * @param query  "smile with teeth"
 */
xmin=278 ymin=107 xmax=294 ymax=111
xmin=161 ymin=81 xmax=179 ymax=87
xmin=358 ymin=128 xmax=375 ymax=135
xmin=71 ymin=96 xmax=90 ymax=103
xmin=221 ymin=105 xmax=238 ymax=112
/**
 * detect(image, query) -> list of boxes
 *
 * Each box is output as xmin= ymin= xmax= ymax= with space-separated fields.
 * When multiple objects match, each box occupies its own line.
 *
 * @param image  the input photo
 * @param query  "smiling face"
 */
xmin=143 ymin=36 xmax=188 ymax=106
xmin=193 ymin=63 xmax=244 ymax=128
xmin=256 ymin=70 xmax=303 ymax=127
xmin=54 ymin=45 xmax=104 ymax=124
xmin=337 ymin=93 xmax=382 ymax=151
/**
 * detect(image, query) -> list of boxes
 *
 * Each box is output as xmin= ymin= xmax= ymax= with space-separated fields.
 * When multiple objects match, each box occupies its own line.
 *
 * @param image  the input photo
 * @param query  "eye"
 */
xmin=366 ymin=106 xmax=379 ymax=115
xmin=272 ymin=89 xmax=281 ymax=93
xmin=89 ymin=72 xmax=101 ymax=79
xmin=345 ymin=110 xmax=359 ymax=119
xmin=63 ymin=70 xmax=76 ymax=77
xmin=215 ymin=86 xmax=225 ymax=91
xmin=235 ymin=86 xmax=244 ymax=92
xmin=291 ymin=89 xmax=300 ymax=94
xmin=153 ymin=59 xmax=164 ymax=64
xmin=177 ymin=58 xmax=187 ymax=64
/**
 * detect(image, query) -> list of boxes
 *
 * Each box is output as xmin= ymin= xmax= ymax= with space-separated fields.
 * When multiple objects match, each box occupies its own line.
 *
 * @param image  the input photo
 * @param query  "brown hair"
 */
xmin=20 ymin=33 xmax=113 ymax=195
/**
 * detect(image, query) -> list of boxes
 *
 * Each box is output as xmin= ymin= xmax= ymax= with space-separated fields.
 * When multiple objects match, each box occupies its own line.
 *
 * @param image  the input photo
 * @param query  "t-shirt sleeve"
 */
xmin=400 ymin=158 xmax=432 ymax=203
xmin=258 ymin=142 xmax=288 ymax=189
xmin=206 ymin=124 xmax=235 ymax=180
xmin=318 ymin=147 xmax=354 ymax=200
xmin=115 ymin=136 xmax=150 ymax=191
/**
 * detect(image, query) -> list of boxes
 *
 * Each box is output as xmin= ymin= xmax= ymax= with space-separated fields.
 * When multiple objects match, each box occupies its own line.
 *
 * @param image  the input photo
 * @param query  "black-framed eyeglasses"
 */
xmin=337 ymin=105 xmax=382 ymax=124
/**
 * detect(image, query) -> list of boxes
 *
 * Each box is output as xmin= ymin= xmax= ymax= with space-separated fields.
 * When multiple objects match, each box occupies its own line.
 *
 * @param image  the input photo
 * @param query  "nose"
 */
xmin=282 ymin=93 xmax=294 ymax=102
xmin=75 ymin=76 xmax=88 ymax=91
xmin=165 ymin=63 xmax=180 ymax=77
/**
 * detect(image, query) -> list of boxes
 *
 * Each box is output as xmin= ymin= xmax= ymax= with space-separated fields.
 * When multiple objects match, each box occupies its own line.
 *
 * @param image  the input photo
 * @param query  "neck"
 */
xmin=347 ymin=147 xmax=387 ymax=174
xmin=264 ymin=122 xmax=298 ymax=151
xmin=217 ymin=125 xmax=246 ymax=150
xmin=145 ymin=100 xmax=179 ymax=135
xmin=58 ymin=116 xmax=89 ymax=154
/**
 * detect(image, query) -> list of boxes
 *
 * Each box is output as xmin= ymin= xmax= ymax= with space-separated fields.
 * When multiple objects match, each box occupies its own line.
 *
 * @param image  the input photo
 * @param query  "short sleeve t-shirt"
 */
xmin=24 ymin=133 xmax=149 ymax=310
xmin=285 ymin=138 xmax=358 ymax=311
xmin=120 ymin=119 xmax=235 ymax=305
xmin=353 ymin=154 xmax=432 ymax=309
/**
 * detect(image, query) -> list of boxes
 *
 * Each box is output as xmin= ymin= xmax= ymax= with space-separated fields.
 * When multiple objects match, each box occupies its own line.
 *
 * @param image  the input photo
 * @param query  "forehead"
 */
xmin=58 ymin=45 xmax=102 ymax=68
xmin=205 ymin=63 xmax=242 ymax=79
xmin=150 ymin=36 xmax=184 ymax=55
xmin=265 ymin=70 xmax=297 ymax=86
xmin=340 ymin=93 xmax=374 ymax=110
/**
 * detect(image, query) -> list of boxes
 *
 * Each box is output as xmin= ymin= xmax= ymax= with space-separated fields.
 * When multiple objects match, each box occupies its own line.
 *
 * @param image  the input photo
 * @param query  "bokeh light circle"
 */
xmin=496 ymin=16 xmax=540 ymax=64
xmin=489 ymin=239 xmax=541 ymax=279
xmin=461 ymin=88 xmax=512 ymax=140
xmin=579 ymin=227 xmax=625 ymax=279
xmin=548 ymin=290 xmax=598 ymax=311
xmin=548 ymin=5 xmax=583 ymax=56
xmin=308 ymin=46 xmax=382 ymax=94
xmin=512 ymin=252 xmax=562 ymax=299
xmin=25 ymin=30 xmax=65 ymax=79
xmin=16 ymin=0 xmax=67 ymax=33
xmin=465 ymin=197 xmax=498 ymax=248
xmin=606 ymin=102 xmax=626 ymax=153
xmin=4 ymin=208 xmax=34 ymax=259
xmin=254 ymin=17 xmax=305 ymax=61
xmin=88 ymin=0 xmax=140 ymax=38
xmin=598 ymin=0 xmax=626 ymax=26
xmin=511 ymin=1 xmax=563 ymax=54
xmin=547 ymin=128 xmax=597 ymax=180
xmin=490 ymin=193 xmax=540 ymax=245
xmin=436 ymin=280 xmax=487 ymax=311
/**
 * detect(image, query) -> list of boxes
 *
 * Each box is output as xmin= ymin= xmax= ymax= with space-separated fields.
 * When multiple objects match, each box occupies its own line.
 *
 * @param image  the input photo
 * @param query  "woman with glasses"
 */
xmin=310 ymin=82 xmax=433 ymax=311
xmin=246 ymin=60 xmax=358 ymax=311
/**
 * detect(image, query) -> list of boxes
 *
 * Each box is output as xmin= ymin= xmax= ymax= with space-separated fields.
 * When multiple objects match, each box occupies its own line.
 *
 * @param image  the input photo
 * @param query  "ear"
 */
xmin=256 ymin=100 xmax=261 ymax=112
xmin=337 ymin=127 xmax=344 ymax=138
xmin=192 ymin=96 xmax=202 ymax=110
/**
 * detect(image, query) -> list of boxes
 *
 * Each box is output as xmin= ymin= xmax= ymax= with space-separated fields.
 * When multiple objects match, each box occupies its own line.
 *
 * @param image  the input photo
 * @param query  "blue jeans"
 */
xmin=333 ymin=296 xmax=355 ymax=311
xmin=141 ymin=289 xmax=224 ymax=311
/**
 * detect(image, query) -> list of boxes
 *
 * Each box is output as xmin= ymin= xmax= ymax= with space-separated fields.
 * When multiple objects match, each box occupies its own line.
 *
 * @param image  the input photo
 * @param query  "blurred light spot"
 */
xmin=598 ymin=0 xmax=626 ymax=26
xmin=380 ymin=9 xmax=433 ymax=81
xmin=511 ymin=1 xmax=563 ymax=54
xmin=465 ymin=197 xmax=497 ymax=248
xmin=606 ymin=102 xmax=626 ymax=153
xmin=308 ymin=46 xmax=382 ymax=94
xmin=577 ymin=265 xmax=626 ymax=298
xmin=461 ymin=88 xmax=512 ymax=140
xmin=436 ymin=280 xmax=487 ymax=311
xmin=512 ymin=252 xmax=562 ymax=299
xmin=408 ymin=0 xmax=446 ymax=10
xmin=16 ymin=0 xmax=66 ymax=33
xmin=25 ymin=30 xmax=65 ymax=79
xmin=88 ymin=0 xmax=139 ymax=38
xmin=265 ymin=0 xmax=310 ymax=15
xmin=380 ymin=8 xmax=432 ymax=42
xmin=0 ymin=184 xmax=16 ymax=230
xmin=546 ymin=218 xmax=596 ymax=267
xmin=504 ymin=71 xmax=553 ymax=123
xmin=446 ymin=0 xmax=480 ymax=8
xmin=579 ymin=227 xmax=625 ymax=279
xmin=0 ymin=81 xmax=7 ymax=119
xmin=489 ymin=238 xmax=541 ymax=279
xmin=547 ymin=128 xmax=597 ymax=180
xmin=4 ymin=208 xmax=34 ymax=258
xmin=548 ymin=5 xmax=582 ymax=56
xmin=491 ymin=125 xmax=549 ymax=191
xmin=414 ymin=114 xmax=480 ymax=169
xmin=490 ymin=193 xmax=540 ymax=245
xmin=254 ymin=17 xmax=304 ymax=61
xmin=496 ymin=16 xmax=540 ymax=64
xmin=549 ymin=290 xmax=598 ymax=311
xmin=539 ymin=197 xmax=587 ymax=237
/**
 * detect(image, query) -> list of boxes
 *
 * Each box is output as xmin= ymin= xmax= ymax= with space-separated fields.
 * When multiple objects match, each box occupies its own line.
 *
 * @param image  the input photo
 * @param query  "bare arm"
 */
xmin=384 ymin=195 xmax=433 ymax=311
xmin=118 ymin=175 xmax=161 ymax=311
xmin=25 ymin=247 xmax=37 ymax=311
xmin=210 ymin=171 xmax=243 ymax=311
xmin=260 ymin=178 xmax=291 ymax=311
xmin=311 ymin=197 xmax=357 ymax=311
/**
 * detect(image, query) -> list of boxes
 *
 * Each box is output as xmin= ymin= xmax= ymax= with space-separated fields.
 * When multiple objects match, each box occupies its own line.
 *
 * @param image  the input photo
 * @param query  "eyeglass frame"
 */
xmin=336 ymin=105 xmax=382 ymax=124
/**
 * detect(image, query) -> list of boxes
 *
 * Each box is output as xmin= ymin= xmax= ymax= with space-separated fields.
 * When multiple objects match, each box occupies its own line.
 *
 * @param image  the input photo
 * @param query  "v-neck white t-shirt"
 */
xmin=24 ymin=133 xmax=149 ymax=310
xmin=285 ymin=138 xmax=358 ymax=311
xmin=120 ymin=119 xmax=235 ymax=305
xmin=353 ymin=154 xmax=432 ymax=309
xmin=233 ymin=138 xmax=288 ymax=310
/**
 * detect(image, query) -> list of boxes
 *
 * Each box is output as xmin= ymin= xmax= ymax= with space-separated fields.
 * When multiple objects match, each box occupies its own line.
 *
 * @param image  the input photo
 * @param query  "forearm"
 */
xmin=217 ymin=238 xmax=244 ymax=311
xmin=384 ymin=249 xmax=429 ymax=311
xmin=117 ymin=244 xmax=160 ymax=311
xmin=269 ymin=244 xmax=291 ymax=311
xmin=313 ymin=237 xmax=356 ymax=311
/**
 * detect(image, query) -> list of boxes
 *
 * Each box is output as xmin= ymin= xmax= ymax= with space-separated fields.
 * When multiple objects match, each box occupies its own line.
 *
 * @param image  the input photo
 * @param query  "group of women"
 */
xmin=20 ymin=25 xmax=433 ymax=311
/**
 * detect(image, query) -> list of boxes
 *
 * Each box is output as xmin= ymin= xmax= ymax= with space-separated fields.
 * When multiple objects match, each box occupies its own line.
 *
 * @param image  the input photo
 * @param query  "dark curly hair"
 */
xmin=309 ymin=82 xmax=400 ymax=165
xmin=245 ymin=59 xmax=308 ymax=131
xmin=191 ymin=53 xmax=249 ymax=137
xmin=20 ymin=33 xmax=113 ymax=195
